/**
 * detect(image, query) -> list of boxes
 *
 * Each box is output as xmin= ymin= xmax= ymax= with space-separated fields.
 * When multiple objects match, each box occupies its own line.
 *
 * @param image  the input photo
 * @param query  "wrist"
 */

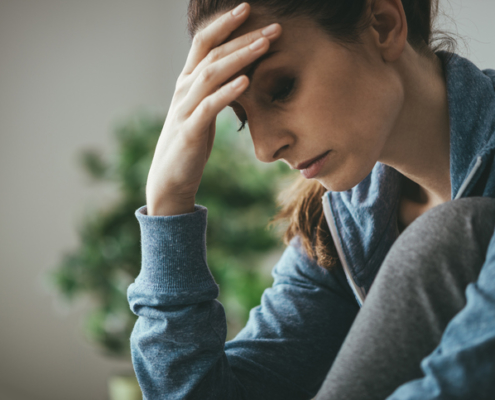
xmin=147 ymin=199 xmax=196 ymax=216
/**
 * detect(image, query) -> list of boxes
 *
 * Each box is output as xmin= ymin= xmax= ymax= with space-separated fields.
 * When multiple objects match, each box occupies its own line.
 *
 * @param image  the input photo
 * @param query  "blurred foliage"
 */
xmin=48 ymin=110 xmax=296 ymax=359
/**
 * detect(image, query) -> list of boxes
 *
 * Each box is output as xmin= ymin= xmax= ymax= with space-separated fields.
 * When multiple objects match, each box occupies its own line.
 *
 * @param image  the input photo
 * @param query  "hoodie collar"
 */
xmin=439 ymin=50 xmax=495 ymax=199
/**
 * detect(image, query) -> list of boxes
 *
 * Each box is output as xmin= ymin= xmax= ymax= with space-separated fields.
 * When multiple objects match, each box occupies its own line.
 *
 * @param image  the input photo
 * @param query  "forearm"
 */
xmin=128 ymin=204 xmax=359 ymax=399
xmin=129 ymin=291 xmax=239 ymax=399
xmin=128 ymin=204 xmax=231 ymax=399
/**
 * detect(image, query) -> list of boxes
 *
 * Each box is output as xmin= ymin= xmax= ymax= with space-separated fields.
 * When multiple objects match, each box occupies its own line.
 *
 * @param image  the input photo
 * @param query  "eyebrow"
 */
xmin=227 ymin=50 xmax=279 ymax=108
xmin=244 ymin=50 xmax=279 ymax=82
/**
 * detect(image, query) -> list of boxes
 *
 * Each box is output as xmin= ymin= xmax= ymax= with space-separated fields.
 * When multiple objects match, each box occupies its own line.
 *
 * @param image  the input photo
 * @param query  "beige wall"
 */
xmin=0 ymin=1 xmax=494 ymax=399
xmin=0 ymin=1 xmax=190 ymax=399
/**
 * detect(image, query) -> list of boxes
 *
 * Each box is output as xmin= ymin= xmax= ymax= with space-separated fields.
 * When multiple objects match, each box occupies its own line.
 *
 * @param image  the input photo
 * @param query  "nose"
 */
xmin=250 ymin=123 xmax=294 ymax=163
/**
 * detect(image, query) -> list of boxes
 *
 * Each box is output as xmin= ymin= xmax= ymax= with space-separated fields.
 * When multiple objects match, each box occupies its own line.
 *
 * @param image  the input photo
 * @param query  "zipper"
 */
xmin=454 ymin=156 xmax=483 ymax=200
xmin=322 ymin=194 xmax=366 ymax=307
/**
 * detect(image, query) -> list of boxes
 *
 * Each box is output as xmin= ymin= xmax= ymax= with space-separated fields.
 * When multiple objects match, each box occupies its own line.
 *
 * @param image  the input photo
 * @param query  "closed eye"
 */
xmin=271 ymin=78 xmax=295 ymax=102
xmin=231 ymin=77 xmax=296 ymax=132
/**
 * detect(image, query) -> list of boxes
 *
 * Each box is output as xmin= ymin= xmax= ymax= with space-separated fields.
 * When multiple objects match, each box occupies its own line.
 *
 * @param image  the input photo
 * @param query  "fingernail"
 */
xmin=232 ymin=3 xmax=247 ymax=17
xmin=231 ymin=76 xmax=244 ymax=89
xmin=249 ymin=38 xmax=265 ymax=51
xmin=262 ymin=23 xmax=278 ymax=37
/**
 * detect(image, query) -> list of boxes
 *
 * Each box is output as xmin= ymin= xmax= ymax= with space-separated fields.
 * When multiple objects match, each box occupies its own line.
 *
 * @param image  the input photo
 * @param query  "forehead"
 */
xmin=225 ymin=9 xmax=278 ymax=40
xmin=197 ymin=9 xmax=336 ymax=101
xmin=202 ymin=8 xmax=320 ymax=47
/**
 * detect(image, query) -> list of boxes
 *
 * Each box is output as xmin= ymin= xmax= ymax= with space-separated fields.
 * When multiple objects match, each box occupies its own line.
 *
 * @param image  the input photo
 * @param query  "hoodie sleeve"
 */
xmin=387 ymin=227 xmax=495 ymax=400
xmin=127 ymin=204 xmax=359 ymax=400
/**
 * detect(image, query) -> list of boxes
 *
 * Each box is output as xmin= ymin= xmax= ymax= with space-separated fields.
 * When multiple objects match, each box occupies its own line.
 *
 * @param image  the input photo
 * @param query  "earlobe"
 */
xmin=369 ymin=0 xmax=407 ymax=62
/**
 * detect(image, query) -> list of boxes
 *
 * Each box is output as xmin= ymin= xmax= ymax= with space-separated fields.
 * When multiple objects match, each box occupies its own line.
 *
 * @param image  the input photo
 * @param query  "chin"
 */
xmin=319 ymin=163 xmax=376 ymax=192
xmin=319 ymin=179 xmax=355 ymax=193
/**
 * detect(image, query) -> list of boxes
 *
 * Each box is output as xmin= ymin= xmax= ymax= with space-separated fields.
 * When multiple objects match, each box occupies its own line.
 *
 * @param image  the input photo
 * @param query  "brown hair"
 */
xmin=187 ymin=0 xmax=457 ymax=270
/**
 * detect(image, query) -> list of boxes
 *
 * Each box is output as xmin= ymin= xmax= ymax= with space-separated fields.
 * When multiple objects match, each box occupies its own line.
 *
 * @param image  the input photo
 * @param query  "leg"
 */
xmin=315 ymin=197 xmax=495 ymax=400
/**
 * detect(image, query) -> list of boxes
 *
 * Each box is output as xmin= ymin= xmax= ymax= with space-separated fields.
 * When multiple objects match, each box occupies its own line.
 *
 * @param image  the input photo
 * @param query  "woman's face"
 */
xmin=221 ymin=9 xmax=405 ymax=191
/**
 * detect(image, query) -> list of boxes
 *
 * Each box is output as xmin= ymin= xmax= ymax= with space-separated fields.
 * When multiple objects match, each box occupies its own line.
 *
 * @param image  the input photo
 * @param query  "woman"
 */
xmin=127 ymin=0 xmax=495 ymax=398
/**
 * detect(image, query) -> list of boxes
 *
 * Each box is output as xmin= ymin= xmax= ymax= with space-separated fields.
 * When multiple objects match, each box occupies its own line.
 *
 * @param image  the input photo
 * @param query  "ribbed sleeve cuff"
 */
xmin=132 ymin=204 xmax=219 ymax=302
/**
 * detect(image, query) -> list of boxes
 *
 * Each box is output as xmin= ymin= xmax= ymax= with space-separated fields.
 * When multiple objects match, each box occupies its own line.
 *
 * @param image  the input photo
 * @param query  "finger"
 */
xmin=191 ymin=22 xmax=281 ymax=82
xmin=182 ymin=2 xmax=251 ymax=75
xmin=175 ymin=23 xmax=280 ymax=105
xmin=181 ymin=37 xmax=269 ymax=117
xmin=185 ymin=75 xmax=249 ymax=139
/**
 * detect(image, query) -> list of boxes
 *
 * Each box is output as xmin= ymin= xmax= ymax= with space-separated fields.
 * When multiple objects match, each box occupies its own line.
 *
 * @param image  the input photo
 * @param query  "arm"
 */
xmin=387 ymin=228 xmax=495 ymax=400
xmin=127 ymin=204 xmax=359 ymax=400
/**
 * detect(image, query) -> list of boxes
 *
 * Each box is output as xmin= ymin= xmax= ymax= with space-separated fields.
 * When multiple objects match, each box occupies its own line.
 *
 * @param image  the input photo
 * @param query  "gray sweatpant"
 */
xmin=315 ymin=197 xmax=495 ymax=400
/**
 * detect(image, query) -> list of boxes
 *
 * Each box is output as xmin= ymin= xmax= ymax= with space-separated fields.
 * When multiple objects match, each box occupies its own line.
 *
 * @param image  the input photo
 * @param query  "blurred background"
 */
xmin=0 ymin=1 xmax=494 ymax=399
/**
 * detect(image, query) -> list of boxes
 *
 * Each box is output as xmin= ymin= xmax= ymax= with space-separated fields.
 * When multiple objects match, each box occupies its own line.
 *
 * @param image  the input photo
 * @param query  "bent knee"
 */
xmin=403 ymin=197 xmax=495 ymax=241
xmin=383 ymin=197 xmax=495 ymax=281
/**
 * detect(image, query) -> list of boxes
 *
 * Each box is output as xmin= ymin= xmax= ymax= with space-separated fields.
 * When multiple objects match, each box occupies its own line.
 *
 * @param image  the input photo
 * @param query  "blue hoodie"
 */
xmin=127 ymin=51 xmax=495 ymax=399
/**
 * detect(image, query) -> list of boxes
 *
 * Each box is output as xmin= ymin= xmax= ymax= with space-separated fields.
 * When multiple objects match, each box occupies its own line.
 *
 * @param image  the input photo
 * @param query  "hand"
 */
xmin=145 ymin=3 xmax=282 ymax=216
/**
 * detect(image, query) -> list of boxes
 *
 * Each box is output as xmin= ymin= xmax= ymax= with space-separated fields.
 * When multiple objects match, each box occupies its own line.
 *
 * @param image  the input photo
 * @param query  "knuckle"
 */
xmin=199 ymin=67 xmax=214 ymax=84
xmin=174 ymin=84 xmax=187 ymax=100
xmin=177 ymin=71 xmax=188 ymax=83
xmin=175 ymin=87 xmax=186 ymax=100
xmin=174 ymin=83 xmax=184 ymax=96
xmin=206 ymin=47 xmax=221 ymax=64
xmin=175 ymin=75 xmax=186 ymax=91
xmin=192 ymin=32 xmax=205 ymax=48
xmin=199 ymin=99 xmax=212 ymax=116
xmin=233 ymin=49 xmax=245 ymax=63
xmin=247 ymin=30 xmax=259 ymax=44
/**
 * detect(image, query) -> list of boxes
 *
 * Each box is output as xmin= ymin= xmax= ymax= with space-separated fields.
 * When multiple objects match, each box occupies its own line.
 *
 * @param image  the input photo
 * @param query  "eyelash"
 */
xmin=271 ymin=78 xmax=296 ymax=102
xmin=237 ymin=119 xmax=247 ymax=132
xmin=237 ymin=78 xmax=296 ymax=132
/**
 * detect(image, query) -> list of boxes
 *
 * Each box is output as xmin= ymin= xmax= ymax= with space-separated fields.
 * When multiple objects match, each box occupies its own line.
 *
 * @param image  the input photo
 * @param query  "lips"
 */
xmin=300 ymin=151 xmax=330 ymax=179
xmin=295 ymin=150 xmax=331 ymax=170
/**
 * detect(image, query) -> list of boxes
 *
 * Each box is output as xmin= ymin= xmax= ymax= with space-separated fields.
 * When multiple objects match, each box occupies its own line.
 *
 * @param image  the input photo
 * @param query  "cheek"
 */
xmin=304 ymin=64 xmax=403 ymax=190
xmin=320 ymin=68 xmax=401 ymax=144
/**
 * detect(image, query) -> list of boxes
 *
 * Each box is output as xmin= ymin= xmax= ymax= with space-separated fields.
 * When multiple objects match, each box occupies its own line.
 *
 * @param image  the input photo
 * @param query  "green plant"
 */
xmin=49 ymin=110 xmax=295 ymax=358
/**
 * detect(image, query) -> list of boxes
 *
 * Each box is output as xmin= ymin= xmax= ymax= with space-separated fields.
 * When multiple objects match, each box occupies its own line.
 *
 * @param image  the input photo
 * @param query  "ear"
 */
xmin=369 ymin=0 xmax=408 ymax=62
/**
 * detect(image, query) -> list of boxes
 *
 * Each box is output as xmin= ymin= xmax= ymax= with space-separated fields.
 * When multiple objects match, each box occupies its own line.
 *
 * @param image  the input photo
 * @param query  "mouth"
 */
xmin=294 ymin=150 xmax=331 ymax=170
